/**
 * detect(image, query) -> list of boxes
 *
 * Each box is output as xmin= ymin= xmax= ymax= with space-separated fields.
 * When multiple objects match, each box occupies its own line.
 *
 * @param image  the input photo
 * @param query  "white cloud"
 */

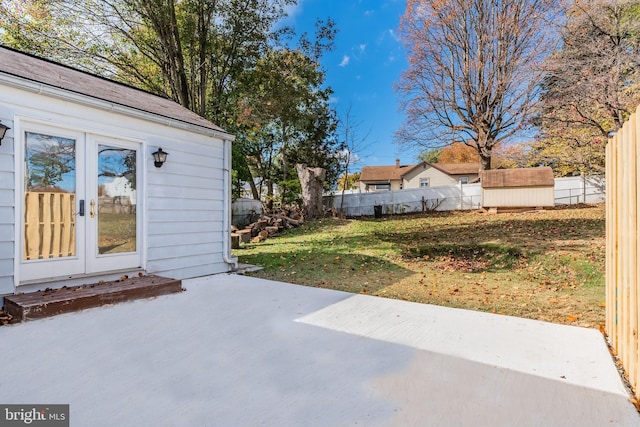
xmin=337 ymin=149 xmax=362 ymax=165
xmin=387 ymin=29 xmax=400 ymax=42
xmin=339 ymin=55 xmax=350 ymax=67
xmin=359 ymin=44 xmax=367 ymax=54
xmin=284 ymin=1 xmax=304 ymax=20
xmin=364 ymin=10 xmax=375 ymax=16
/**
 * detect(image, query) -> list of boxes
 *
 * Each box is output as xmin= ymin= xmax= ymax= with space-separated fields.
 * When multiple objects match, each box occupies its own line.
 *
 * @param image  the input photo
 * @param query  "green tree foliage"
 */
xmin=534 ymin=0 xmax=640 ymax=176
xmin=237 ymin=45 xmax=339 ymax=207
xmin=0 ymin=1 xmax=96 ymax=68
xmin=418 ymin=148 xmax=442 ymax=164
xmin=25 ymin=134 xmax=75 ymax=190
xmin=1 ymin=0 xmax=341 ymax=206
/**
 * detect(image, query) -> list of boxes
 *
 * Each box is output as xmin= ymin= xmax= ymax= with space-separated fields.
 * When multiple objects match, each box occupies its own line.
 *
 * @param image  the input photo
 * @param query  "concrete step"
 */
xmin=3 ymin=275 xmax=183 ymax=322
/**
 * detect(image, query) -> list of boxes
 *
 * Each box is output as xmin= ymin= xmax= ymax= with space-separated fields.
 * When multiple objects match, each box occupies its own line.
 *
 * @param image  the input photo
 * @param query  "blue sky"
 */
xmin=286 ymin=0 xmax=417 ymax=170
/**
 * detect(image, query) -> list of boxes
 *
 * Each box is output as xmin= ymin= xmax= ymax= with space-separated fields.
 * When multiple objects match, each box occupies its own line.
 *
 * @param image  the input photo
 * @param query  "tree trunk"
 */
xmin=280 ymin=127 xmax=289 ymax=206
xmin=339 ymin=152 xmax=350 ymax=217
xmin=480 ymin=154 xmax=491 ymax=170
xmin=296 ymin=164 xmax=326 ymax=219
xmin=246 ymin=170 xmax=260 ymax=201
xmin=265 ymin=179 xmax=274 ymax=211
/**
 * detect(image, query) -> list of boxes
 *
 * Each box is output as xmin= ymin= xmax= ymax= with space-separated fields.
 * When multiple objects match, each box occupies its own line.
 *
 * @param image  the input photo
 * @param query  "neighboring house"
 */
xmin=359 ymin=159 xmax=480 ymax=192
xmin=0 ymin=46 xmax=237 ymax=297
xmin=480 ymin=167 xmax=555 ymax=209
xmin=102 ymin=176 xmax=136 ymax=204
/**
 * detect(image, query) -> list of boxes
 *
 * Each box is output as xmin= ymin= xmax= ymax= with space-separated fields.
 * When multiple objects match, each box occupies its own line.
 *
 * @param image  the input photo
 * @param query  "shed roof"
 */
xmin=480 ymin=167 xmax=555 ymax=189
xmin=0 ymin=46 xmax=228 ymax=135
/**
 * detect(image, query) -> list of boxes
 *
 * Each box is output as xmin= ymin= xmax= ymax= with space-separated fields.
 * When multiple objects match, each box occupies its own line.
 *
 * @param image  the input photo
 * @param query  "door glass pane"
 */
xmin=97 ymin=145 xmax=137 ymax=254
xmin=24 ymin=132 xmax=76 ymax=260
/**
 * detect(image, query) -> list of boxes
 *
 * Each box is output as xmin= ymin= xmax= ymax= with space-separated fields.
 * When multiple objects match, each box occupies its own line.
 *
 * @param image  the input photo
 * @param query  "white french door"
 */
xmin=20 ymin=123 xmax=142 ymax=282
xmin=86 ymin=135 xmax=142 ymax=273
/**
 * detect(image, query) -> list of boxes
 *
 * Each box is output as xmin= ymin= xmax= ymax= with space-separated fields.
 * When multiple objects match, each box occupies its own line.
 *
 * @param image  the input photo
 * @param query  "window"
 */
xmin=420 ymin=178 xmax=430 ymax=187
xmin=458 ymin=176 xmax=469 ymax=185
xmin=375 ymin=183 xmax=390 ymax=191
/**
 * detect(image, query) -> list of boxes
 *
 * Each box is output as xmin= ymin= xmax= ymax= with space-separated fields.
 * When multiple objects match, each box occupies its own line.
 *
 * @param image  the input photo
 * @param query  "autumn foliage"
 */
xmin=438 ymin=143 xmax=479 ymax=164
xmin=397 ymin=0 xmax=558 ymax=170
xmin=534 ymin=0 xmax=640 ymax=176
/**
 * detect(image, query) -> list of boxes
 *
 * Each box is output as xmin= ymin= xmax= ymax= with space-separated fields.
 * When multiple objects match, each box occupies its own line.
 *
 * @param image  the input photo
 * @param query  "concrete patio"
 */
xmin=1 ymin=274 xmax=638 ymax=426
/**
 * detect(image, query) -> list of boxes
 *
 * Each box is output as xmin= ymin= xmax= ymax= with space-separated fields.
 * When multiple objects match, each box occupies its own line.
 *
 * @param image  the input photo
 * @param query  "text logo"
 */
xmin=0 ymin=405 xmax=68 ymax=427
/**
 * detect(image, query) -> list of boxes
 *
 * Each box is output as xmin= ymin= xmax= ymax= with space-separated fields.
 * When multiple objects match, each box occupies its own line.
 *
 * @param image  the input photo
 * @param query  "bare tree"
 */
xmin=336 ymin=106 xmax=372 ymax=216
xmin=396 ymin=0 xmax=559 ymax=170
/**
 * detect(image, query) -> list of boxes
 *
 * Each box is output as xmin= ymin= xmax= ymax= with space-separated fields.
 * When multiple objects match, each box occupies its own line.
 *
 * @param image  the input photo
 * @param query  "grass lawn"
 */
xmin=235 ymin=204 xmax=606 ymax=329
xmin=98 ymin=213 xmax=136 ymax=254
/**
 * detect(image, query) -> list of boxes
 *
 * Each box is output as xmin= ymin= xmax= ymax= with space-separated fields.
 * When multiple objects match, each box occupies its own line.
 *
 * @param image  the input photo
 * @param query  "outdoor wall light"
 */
xmin=0 ymin=122 xmax=10 ymax=145
xmin=152 ymin=147 xmax=168 ymax=168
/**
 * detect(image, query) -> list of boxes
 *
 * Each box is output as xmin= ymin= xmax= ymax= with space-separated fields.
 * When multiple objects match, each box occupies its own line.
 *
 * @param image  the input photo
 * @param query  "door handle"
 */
xmin=90 ymin=199 xmax=96 ymax=218
xmin=79 ymin=200 xmax=85 ymax=216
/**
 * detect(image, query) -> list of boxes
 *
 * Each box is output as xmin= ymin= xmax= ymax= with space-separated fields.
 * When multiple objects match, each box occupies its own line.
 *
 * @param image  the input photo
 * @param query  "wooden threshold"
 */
xmin=3 ymin=275 xmax=183 ymax=322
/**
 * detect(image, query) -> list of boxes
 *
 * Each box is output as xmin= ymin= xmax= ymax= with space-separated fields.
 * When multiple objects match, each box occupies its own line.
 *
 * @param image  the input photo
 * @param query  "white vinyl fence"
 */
xmin=326 ymin=176 xmax=605 ymax=217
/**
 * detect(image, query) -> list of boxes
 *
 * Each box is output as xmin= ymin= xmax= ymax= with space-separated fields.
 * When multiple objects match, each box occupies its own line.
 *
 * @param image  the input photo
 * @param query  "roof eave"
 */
xmin=0 ymin=72 xmax=235 ymax=141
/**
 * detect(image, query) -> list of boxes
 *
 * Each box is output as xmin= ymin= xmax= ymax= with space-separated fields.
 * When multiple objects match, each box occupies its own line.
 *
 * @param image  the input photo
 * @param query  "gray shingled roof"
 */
xmin=0 ymin=46 xmax=228 ymax=135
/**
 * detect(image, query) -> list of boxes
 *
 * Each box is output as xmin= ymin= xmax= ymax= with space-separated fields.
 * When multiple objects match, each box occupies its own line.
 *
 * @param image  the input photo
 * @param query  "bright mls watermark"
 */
xmin=0 ymin=405 xmax=68 ymax=427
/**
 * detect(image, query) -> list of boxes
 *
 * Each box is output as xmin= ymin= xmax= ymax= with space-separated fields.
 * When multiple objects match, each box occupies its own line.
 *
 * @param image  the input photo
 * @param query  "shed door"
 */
xmin=20 ymin=126 xmax=142 ymax=282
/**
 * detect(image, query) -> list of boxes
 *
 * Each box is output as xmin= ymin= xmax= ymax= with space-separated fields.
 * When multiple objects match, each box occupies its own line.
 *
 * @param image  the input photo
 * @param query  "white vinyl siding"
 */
xmin=146 ymin=138 xmax=228 ymax=279
xmin=482 ymin=187 xmax=555 ymax=208
xmin=0 ymin=113 xmax=13 ymax=295
xmin=2 ymin=80 xmax=231 ymax=289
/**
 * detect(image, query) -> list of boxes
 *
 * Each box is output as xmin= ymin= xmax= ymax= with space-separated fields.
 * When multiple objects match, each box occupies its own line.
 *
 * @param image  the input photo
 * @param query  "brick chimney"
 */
xmin=395 ymin=158 xmax=400 ymax=168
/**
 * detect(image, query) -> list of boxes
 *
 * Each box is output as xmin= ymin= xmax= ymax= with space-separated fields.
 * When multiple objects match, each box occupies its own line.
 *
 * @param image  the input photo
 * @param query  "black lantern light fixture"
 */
xmin=152 ymin=147 xmax=168 ymax=168
xmin=0 ymin=122 xmax=10 ymax=145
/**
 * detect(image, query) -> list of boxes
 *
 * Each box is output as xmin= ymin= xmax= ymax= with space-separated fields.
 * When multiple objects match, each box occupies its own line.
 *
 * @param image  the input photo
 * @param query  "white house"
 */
xmin=0 ymin=46 xmax=237 ymax=297
xmin=102 ymin=176 xmax=136 ymax=204
xmin=359 ymin=159 xmax=480 ymax=192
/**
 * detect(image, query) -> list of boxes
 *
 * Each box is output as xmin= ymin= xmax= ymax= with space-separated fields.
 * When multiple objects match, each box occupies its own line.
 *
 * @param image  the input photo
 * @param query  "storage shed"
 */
xmin=0 ymin=46 xmax=237 ymax=297
xmin=480 ymin=167 xmax=555 ymax=209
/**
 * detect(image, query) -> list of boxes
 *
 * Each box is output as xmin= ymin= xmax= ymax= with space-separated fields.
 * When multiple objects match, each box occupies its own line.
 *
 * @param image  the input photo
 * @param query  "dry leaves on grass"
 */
xmin=240 ymin=204 xmax=607 ymax=327
xmin=0 ymin=308 xmax=17 ymax=326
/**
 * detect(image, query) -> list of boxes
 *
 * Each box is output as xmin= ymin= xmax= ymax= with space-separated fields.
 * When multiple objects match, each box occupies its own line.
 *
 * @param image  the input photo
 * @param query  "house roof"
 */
xmin=434 ymin=163 xmax=481 ymax=175
xmin=0 ymin=45 xmax=228 ymax=135
xmin=360 ymin=162 xmax=480 ymax=182
xmin=480 ymin=167 xmax=555 ymax=188
xmin=360 ymin=164 xmax=413 ymax=182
